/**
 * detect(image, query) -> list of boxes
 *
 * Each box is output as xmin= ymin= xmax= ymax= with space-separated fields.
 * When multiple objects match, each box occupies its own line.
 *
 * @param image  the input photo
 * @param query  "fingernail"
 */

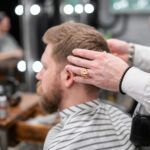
xmin=67 ymin=56 xmax=71 ymax=60
xmin=72 ymin=48 xmax=80 ymax=54
xmin=72 ymin=49 xmax=77 ymax=54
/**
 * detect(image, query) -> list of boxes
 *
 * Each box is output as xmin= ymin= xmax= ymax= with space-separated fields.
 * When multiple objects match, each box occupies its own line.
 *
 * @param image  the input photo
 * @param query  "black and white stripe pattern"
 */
xmin=44 ymin=99 xmax=135 ymax=150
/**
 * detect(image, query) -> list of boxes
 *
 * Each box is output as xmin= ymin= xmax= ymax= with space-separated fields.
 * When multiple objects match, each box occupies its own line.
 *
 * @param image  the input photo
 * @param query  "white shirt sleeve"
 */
xmin=122 ymin=67 xmax=150 ymax=113
xmin=133 ymin=44 xmax=150 ymax=72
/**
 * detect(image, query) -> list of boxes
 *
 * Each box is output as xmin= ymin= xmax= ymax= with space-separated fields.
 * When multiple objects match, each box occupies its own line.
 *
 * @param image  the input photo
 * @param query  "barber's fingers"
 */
xmin=67 ymin=55 xmax=93 ymax=69
xmin=72 ymin=49 xmax=101 ymax=60
xmin=65 ymin=65 xmax=92 ymax=77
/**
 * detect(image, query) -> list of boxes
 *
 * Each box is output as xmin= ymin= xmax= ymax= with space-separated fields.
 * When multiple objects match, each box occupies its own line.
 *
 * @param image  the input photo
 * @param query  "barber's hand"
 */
xmin=107 ymin=39 xmax=129 ymax=63
xmin=66 ymin=49 xmax=129 ymax=91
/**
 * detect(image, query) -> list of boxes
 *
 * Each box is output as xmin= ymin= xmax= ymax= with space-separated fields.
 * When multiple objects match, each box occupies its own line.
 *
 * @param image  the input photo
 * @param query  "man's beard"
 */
xmin=36 ymin=81 xmax=63 ymax=114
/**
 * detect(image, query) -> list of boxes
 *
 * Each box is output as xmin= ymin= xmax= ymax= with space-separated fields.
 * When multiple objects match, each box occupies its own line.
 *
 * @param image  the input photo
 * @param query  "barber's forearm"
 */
xmin=133 ymin=44 xmax=150 ymax=72
xmin=121 ymin=67 xmax=150 ymax=113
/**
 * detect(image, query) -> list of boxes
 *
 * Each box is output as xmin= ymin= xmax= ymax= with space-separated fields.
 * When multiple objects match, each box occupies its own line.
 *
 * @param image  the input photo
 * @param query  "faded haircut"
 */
xmin=42 ymin=22 xmax=110 ymax=93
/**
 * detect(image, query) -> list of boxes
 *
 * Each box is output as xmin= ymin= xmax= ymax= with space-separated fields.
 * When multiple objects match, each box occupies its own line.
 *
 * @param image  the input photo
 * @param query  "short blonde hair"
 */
xmin=43 ymin=22 xmax=109 ymax=62
xmin=43 ymin=22 xmax=110 ymax=93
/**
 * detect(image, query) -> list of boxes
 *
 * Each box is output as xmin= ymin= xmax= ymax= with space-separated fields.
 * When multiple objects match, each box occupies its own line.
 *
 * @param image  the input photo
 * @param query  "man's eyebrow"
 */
xmin=41 ymin=60 xmax=46 ymax=66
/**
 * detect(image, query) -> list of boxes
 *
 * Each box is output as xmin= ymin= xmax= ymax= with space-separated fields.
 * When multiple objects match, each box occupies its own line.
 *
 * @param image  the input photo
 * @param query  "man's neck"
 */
xmin=60 ymin=87 xmax=99 ymax=111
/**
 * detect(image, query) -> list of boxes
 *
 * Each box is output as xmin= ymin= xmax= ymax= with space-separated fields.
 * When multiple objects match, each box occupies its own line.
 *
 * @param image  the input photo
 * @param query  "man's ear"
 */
xmin=61 ymin=68 xmax=74 ymax=88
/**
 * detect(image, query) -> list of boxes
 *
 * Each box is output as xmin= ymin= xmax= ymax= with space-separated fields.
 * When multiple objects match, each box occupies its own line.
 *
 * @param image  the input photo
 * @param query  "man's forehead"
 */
xmin=40 ymin=44 xmax=56 ymax=66
xmin=41 ymin=44 xmax=52 ymax=59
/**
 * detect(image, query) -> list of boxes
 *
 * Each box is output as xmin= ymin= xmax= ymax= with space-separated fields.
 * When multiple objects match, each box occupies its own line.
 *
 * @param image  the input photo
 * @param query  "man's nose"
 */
xmin=36 ymin=71 xmax=41 ymax=80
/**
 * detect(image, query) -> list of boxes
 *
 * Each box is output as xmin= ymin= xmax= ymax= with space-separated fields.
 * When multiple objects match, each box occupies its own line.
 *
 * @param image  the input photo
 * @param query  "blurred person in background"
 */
xmin=0 ymin=11 xmax=23 ymax=61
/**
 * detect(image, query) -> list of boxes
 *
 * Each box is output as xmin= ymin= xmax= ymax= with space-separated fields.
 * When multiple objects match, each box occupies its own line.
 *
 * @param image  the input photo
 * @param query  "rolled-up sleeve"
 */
xmin=122 ymin=67 xmax=150 ymax=113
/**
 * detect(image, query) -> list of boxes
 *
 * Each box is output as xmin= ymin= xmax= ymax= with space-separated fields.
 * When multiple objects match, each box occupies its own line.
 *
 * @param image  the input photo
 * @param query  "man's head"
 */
xmin=36 ymin=22 xmax=109 ymax=113
xmin=0 ymin=12 xmax=11 ymax=33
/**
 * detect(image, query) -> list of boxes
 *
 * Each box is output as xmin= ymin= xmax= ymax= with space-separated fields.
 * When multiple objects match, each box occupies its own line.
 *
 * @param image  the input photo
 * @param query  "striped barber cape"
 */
xmin=43 ymin=99 xmax=135 ymax=150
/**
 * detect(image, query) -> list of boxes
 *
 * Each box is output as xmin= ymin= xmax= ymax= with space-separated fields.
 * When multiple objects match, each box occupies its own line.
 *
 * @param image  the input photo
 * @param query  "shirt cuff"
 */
xmin=122 ymin=67 xmax=150 ymax=113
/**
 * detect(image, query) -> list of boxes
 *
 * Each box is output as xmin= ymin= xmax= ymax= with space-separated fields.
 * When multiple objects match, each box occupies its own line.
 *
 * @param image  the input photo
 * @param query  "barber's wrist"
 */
xmin=119 ymin=66 xmax=132 ymax=94
xmin=128 ymin=43 xmax=135 ymax=66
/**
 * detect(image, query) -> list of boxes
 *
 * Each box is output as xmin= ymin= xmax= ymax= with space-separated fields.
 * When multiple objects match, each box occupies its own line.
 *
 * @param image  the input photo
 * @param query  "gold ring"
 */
xmin=80 ymin=68 xmax=88 ymax=78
